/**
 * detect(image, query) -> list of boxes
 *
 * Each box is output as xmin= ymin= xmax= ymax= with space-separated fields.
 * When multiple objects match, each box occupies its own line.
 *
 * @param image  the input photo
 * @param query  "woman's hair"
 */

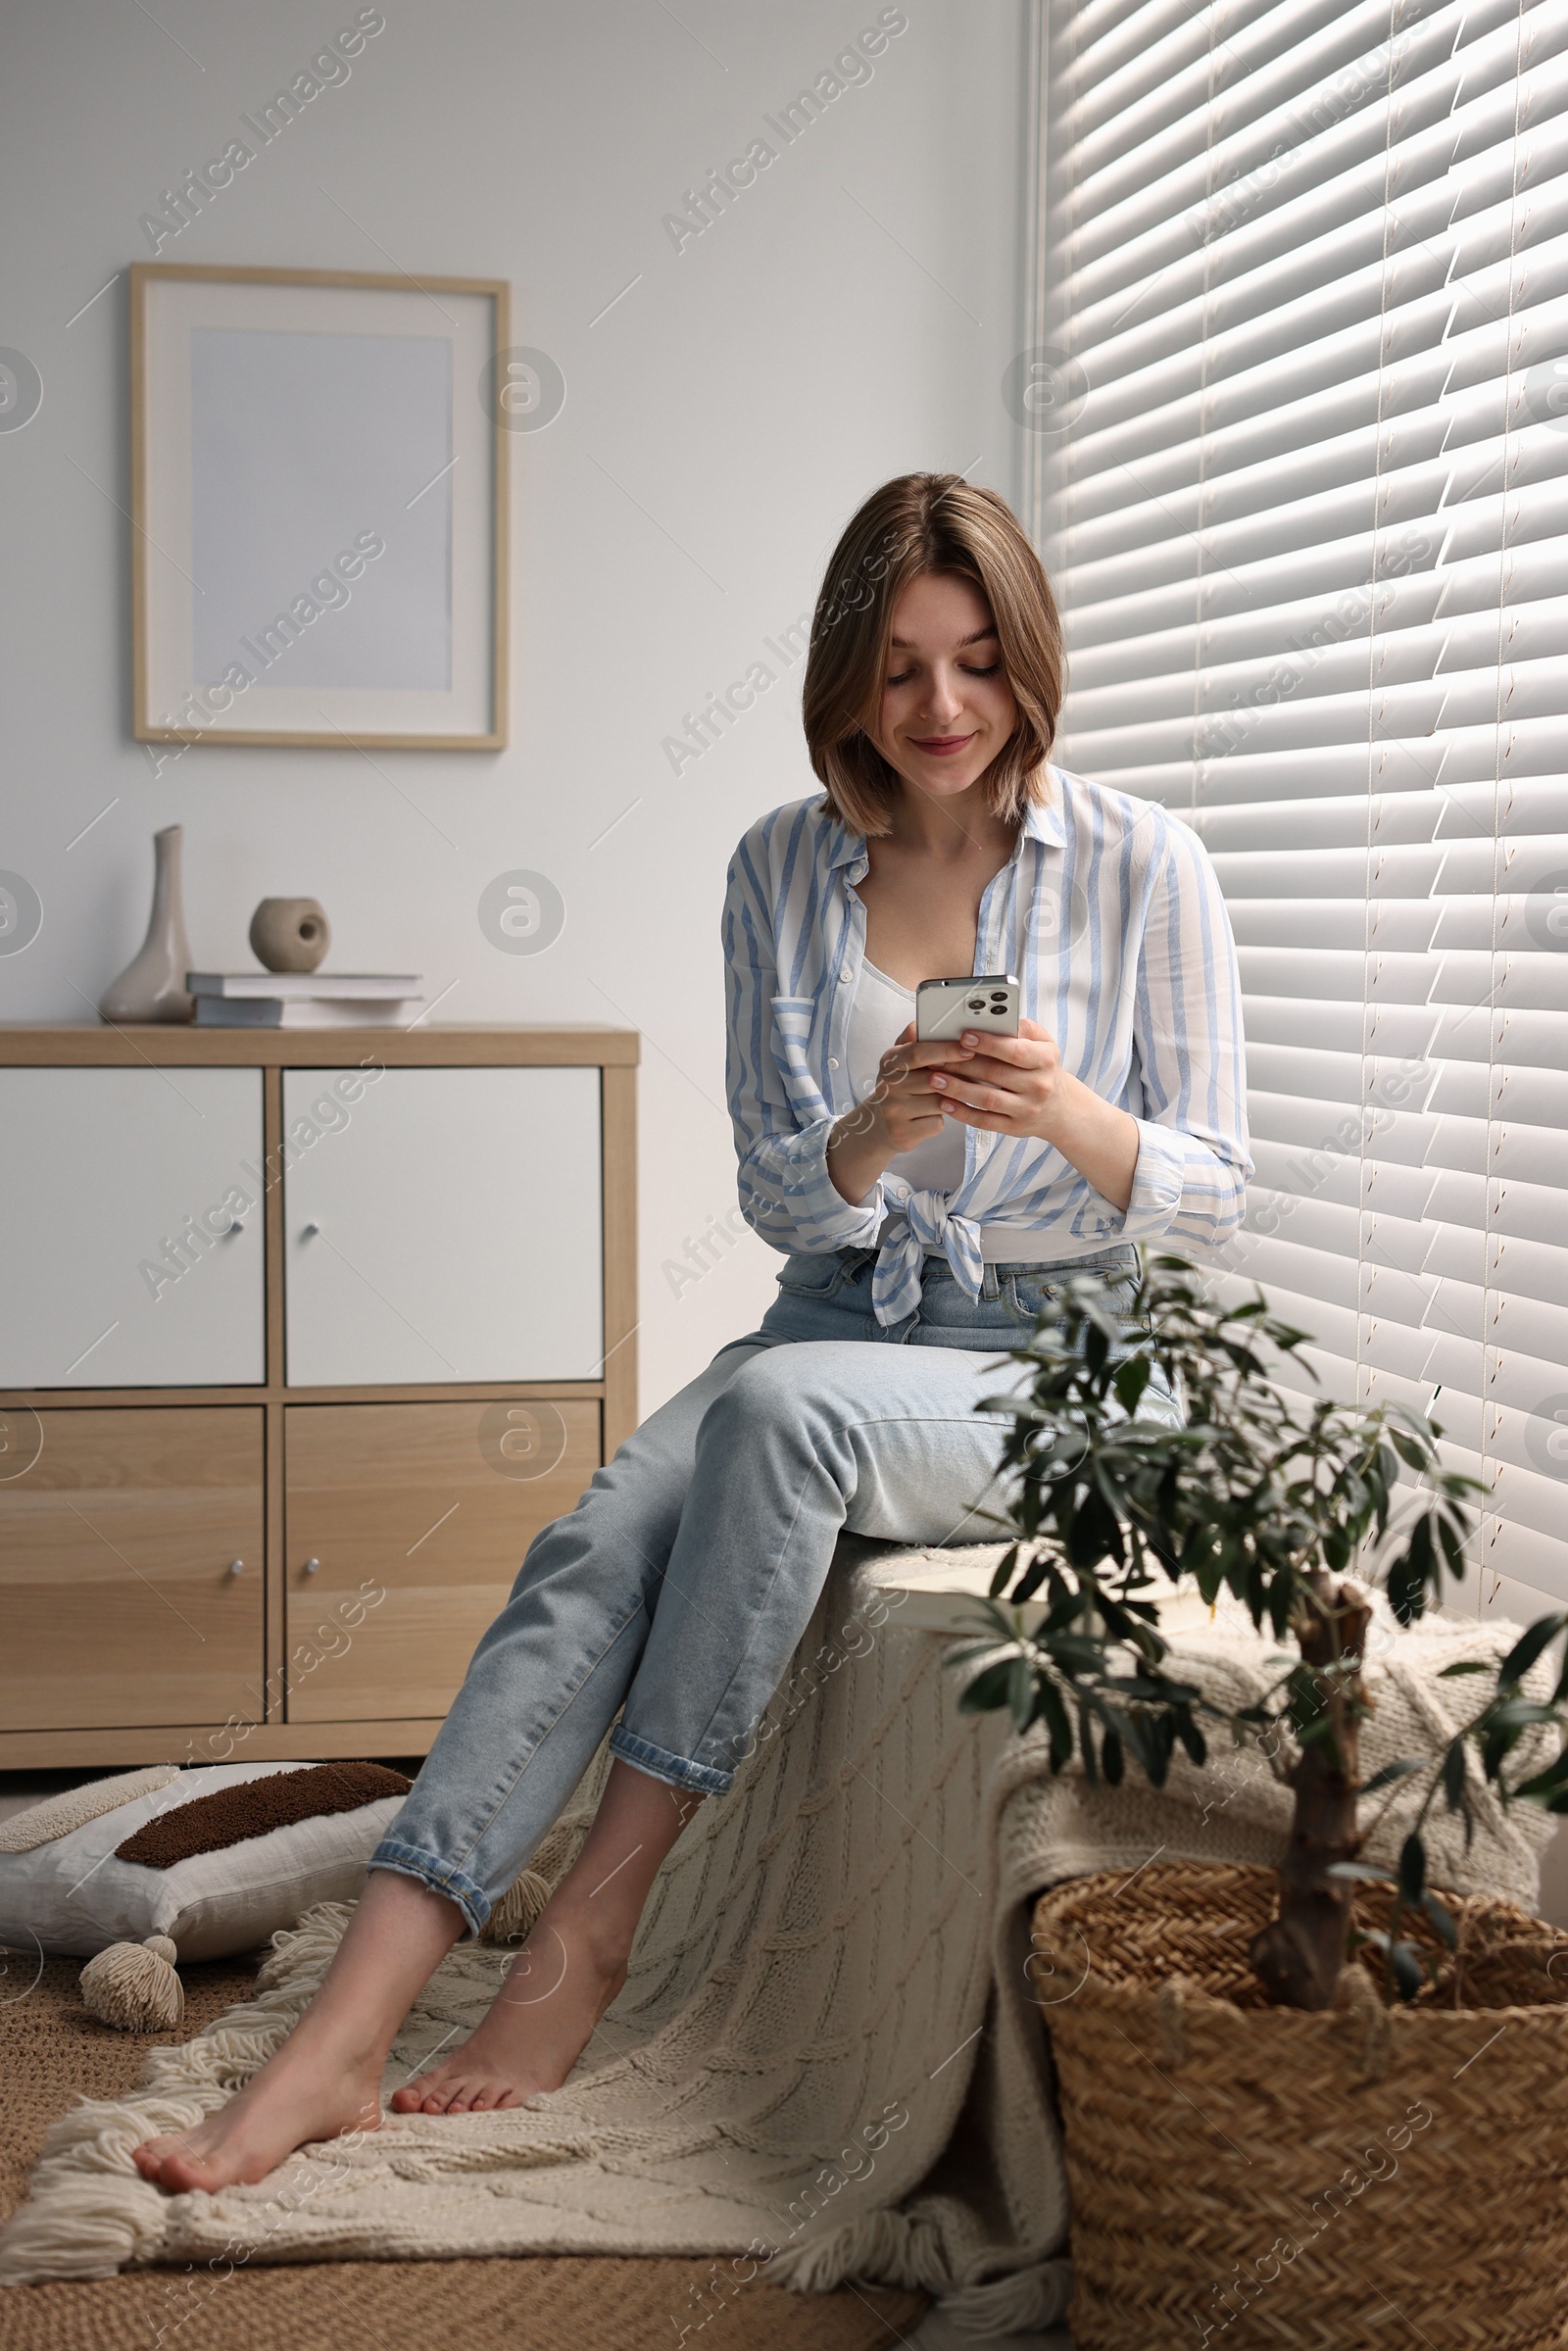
xmin=802 ymin=472 xmax=1065 ymax=834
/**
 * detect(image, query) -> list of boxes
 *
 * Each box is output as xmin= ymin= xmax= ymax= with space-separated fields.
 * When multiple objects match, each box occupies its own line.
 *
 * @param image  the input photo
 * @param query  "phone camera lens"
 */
xmin=967 ymin=997 xmax=986 ymax=1012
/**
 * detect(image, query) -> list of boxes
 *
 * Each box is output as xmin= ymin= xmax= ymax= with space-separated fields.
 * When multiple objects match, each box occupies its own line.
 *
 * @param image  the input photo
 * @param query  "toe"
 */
xmin=133 ymin=2136 xmax=193 ymax=2185
xmin=395 ymin=2074 xmax=446 ymax=2111
xmin=156 ymin=2151 xmax=218 ymax=2195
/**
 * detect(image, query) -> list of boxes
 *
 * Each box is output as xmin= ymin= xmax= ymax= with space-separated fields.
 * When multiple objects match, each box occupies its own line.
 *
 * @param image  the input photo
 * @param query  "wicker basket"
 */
xmin=1031 ymin=1862 xmax=1568 ymax=2350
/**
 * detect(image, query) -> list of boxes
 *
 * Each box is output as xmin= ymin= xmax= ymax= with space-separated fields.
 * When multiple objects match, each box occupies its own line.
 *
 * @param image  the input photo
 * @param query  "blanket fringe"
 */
xmin=0 ymin=2094 xmax=213 ymax=2283
xmin=769 ymin=2209 xmax=1070 ymax=2332
xmin=0 ymin=1904 xmax=350 ymax=2288
xmin=937 ymin=2260 xmax=1073 ymax=2334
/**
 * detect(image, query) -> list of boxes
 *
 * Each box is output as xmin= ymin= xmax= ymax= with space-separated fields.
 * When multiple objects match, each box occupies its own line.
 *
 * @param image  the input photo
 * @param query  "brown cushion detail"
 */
xmin=114 ymin=1762 xmax=412 ymax=1869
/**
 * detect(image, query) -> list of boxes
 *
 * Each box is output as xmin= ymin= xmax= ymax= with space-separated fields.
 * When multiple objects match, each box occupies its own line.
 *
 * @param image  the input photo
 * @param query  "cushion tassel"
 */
xmin=79 ymin=1935 xmax=183 ymax=2033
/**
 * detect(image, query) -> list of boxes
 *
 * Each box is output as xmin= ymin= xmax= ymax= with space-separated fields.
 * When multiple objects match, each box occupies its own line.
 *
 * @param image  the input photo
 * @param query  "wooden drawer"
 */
xmin=281 ymin=1066 xmax=604 ymax=1385
xmin=0 ymin=1407 xmax=264 ymax=1729
xmin=282 ymin=1400 xmax=600 ymax=1721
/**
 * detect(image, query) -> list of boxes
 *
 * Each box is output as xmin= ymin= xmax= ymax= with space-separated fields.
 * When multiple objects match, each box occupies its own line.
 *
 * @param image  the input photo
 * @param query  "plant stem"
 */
xmin=1249 ymin=1571 xmax=1372 ymax=2010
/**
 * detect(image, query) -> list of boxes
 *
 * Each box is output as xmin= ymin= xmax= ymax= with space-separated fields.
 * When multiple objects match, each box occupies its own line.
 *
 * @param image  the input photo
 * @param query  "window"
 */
xmin=1030 ymin=0 xmax=1568 ymax=1613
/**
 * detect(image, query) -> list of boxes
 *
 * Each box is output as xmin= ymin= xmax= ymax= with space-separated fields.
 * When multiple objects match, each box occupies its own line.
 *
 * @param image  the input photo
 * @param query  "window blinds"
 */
xmin=1034 ymin=0 xmax=1568 ymax=1609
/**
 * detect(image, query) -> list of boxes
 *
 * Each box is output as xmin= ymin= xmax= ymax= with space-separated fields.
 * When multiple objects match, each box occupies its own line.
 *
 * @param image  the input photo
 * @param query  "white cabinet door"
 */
xmin=0 ymin=1068 xmax=265 ymax=1387
xmin=283 ymin=1066 xmax=603 ymax=1385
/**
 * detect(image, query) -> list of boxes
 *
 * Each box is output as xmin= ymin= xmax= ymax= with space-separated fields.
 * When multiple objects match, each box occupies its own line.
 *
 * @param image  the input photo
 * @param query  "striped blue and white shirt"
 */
xmin=722 ymin=766 xmax=1251 ymax=1326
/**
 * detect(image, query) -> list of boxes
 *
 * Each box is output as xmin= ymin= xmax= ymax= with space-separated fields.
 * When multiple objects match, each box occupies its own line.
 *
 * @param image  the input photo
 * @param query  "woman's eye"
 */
xmin=885 ymin=661 xmax=1002 ymax=688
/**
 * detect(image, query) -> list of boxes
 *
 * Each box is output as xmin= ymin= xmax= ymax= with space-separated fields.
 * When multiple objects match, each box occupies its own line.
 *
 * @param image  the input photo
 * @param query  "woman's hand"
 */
xmin=826 ymin=1022 xmax=953 ymax=1204
xmin=925 ymin=1015 xmax=1066 ymax=1138
xmin=930 ymin=1017 xmax=1142 ymax=1212
xmin=827 ymin=1015 xmax=1144 ymax=1215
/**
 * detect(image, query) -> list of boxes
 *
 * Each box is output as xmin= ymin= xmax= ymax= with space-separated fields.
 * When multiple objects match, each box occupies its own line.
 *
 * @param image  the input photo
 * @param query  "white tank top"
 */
xmin=845 ymin=958 xmax=966 ymax=1192
xmin=843 ymin=958 xmax=1070 ymax=1265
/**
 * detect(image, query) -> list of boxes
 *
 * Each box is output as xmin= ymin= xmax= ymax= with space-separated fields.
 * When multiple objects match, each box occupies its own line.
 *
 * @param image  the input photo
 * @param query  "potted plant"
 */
xmin=951 ymin=1253 xmax=1568 ymax=2350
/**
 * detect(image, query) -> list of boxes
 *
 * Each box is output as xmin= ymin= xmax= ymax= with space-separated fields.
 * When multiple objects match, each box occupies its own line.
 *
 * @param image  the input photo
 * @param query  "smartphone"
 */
xmin=914 ymin=973 xmax=1021 ymax=1043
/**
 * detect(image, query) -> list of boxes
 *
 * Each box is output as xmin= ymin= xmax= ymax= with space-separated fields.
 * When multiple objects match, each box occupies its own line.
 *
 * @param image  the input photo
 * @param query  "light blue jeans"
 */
xmin=370 ymin=1243 xmax=1145 ymax=1935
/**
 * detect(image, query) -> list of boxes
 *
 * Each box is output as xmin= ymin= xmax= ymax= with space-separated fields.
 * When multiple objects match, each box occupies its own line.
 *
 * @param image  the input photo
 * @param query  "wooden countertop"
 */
xmin=0 ymin=1023 xmax=640 ymax=1066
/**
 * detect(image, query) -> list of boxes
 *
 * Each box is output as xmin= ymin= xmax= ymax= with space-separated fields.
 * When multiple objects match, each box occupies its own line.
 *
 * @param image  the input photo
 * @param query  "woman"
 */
xmin=133 ymin=472 xmax=1249 ymax=2193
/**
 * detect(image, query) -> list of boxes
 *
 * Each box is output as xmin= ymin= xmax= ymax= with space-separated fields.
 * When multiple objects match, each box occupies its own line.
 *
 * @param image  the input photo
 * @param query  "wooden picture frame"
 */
xmin=131 ymin=264 xmax=510 ymax=752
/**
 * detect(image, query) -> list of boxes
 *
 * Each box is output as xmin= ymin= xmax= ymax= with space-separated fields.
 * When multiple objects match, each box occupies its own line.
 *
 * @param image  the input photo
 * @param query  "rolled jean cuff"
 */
xmin=368 ymin=1837 xmax=491 ymax=1939
xmin=608 ymin=1724 xmax=733 ymax=1796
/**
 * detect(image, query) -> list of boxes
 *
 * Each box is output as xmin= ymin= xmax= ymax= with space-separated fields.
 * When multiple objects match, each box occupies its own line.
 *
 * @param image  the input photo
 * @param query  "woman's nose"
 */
xmin=920 ymin=665 xmax=965 ymax=719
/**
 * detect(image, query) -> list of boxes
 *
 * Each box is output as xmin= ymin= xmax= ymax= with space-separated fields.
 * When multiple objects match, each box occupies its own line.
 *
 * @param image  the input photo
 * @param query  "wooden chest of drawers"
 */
xmin=0 ymin=1024 xmax=637 ymax=1766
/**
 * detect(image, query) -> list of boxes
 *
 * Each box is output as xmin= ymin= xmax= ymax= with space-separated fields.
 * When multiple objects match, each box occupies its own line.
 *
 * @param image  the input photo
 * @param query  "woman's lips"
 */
xmin=908 ymin=732 xmax=976 ymax=756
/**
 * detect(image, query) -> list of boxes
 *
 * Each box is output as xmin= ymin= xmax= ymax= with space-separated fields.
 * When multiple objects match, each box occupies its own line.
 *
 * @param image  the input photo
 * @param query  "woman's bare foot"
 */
xmin=129 ymin=1765 xmax=698 ymax=2186
xmin=131 ymin=2033 xmax=382 ymax=2195
xmin=130 ymin=1869 xmax=466 ymax=2196
xmin=392 ymin=1887 xmax=628 ymax=2114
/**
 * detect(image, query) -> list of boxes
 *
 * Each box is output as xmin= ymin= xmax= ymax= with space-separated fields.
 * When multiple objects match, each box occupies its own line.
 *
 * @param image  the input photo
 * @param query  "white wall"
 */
xmin=0 ymin=0 xmax=1029 ymax=1415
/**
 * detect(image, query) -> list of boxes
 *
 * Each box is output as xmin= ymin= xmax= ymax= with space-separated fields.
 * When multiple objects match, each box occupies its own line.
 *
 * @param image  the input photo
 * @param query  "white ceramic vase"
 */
xmin=99 ymin=825 xmax=194 ymax=1023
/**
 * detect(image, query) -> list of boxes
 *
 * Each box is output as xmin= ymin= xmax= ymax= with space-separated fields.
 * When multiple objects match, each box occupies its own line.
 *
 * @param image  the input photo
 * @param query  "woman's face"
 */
xmin=871 ymin=571 xmax=1019 ymax=804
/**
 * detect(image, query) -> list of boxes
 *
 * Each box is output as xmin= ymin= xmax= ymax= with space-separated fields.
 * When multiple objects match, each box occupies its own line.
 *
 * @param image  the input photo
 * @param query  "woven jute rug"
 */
xmin=0 ymin=1957 xmax=926 ymax=2351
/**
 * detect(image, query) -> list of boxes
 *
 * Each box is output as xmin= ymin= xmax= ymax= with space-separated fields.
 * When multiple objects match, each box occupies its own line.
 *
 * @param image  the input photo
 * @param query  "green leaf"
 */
xmin=1509 ymin=1748 xmax=1568 ymax=1800
xmin=987 ymin=1544 xmax=1020 ymax=1601
xmin=1442 ymin=1740 xmax=1467 ymax=1811
xmin=1496 ymin=1613 xmax=1568 ymax=1690
xmin=1114 ymin=1707 xmax=1155 ymax=1781
xmin=1112 ymin=1355 xmax=1152 ymax=1415
xmin=1438 ymin=1517 xmax=1469 ymax=1581
xmin=942 ymin=1642 xmax=1001 ymax=1669
xmin=1392 ymin=1515 xmax=1436 ymax=1625
xmin=1390 ymin=1940 xmax=1427 ymax=2002
xmin=1033 ymin=1678 xmax=1074 ymax=1774
xmin=1010 ymin=1550 xmax=1054 ymax=1605
xmin=1078 ymin=1700 xmax=1099 ymax=1788
xmin=1486 ymin=1697 xmax=1561 ymax=1734
xmin=1359 ymin=1758 xmax=1424 ymax=1795
xmin=1176 ymin=1712 xmax=1206 ymax=1768
xmin=1438 ymin=1660 xmax=1494 ymax=1678
xmin=1397 ymin=1832 xmax=1426 ymax=1906
xmin=957 ymin=1659 xmax=1015 ymax=1715
xmin=1420 ymin=1891 xmax=1458 ymax=1951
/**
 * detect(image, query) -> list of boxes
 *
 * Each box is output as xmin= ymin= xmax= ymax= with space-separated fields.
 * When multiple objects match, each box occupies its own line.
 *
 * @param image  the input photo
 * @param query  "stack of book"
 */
xmin=187 ymin=974 xmax=424 ymax=1029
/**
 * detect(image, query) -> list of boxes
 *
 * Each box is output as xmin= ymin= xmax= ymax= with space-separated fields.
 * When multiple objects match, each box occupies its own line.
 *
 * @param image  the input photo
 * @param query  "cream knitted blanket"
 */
xmin=0 ymin=1542 xmax=1552 ymax=2328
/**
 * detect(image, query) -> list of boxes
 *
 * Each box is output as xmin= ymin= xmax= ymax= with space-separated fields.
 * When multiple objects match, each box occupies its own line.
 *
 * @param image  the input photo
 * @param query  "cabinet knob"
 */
xmin=302 ymin=1556 xmax=321 ymax=1575
xmin=301 ymin=1220 xmax=320 ymax=1238
xmin=221 ymin=1218 xmax=244 ymax=1238
xmin=226 ymin=1558 xmax=245 ymax=1576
